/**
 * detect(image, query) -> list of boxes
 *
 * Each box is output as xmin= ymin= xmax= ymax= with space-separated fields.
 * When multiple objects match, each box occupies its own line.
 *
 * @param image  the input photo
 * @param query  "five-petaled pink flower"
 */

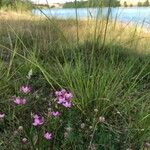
xmin=50 ymin=111 xmax=60 ymax=117
xmin=44 ymin=132 xmax=52 ymax=140
xmin=55 ymin=89 xmax=73 ymax=108
xmin=13 ymin=97 xmax=26 ymax=105
xmin=0 ymin=113 xmax=5 ymax=119
xmin=64 ymin=92 xmax=73 ymax=100
xmin=63 ymin=102 xmax=72 ymax=108
xmin=57 ymin=97 xmax=66 ymax=104
xmin=20 ymin=86 xmax=31 ymax=94
xmin=32 ymin=114 xmax=44 ymax=126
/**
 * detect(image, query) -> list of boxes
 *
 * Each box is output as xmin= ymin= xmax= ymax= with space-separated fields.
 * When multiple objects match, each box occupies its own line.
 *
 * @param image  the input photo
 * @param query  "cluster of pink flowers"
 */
xmin=32 ymin=114 xmax=44 ymax=126
xmin=13 ymin=97 xmax=27 ymax=105
xmin=31 ymin=89 xmax=73 ymax=141
xmin=55 ymin=89 xmax=73 ymax=108
xmin=32 ymin=114 xmax=53 ymax=140
xmin=12 ymin=85 xmax=31 ymax=105
xmin=5 ymin=85 xmax=73 ymax=143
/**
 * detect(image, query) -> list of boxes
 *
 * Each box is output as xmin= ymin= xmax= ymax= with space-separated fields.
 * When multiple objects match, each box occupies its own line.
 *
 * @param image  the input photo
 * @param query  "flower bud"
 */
xmin=98 ymin=116 xmax=105 ymax=123
xmin=80 ymin=123 xmax=85 ymax=129
xmin=66 ymin=127 xmax=72 ymax=132
xmin=94 ymin=109 xmax=98 ymax=113
xmin=22 ymin=138 xmax=28 ymax=144
xmin=18 ymin=126 xmax=23 ymax=131
xmin=48 ymin=108 xmax=52 ymax=112
xmin=64 ymin=132 xmax=69 ymax=138
xmin=13 ymin=130 xmax=19 ymax=136
xmin=144 ymin=142 xmax=150 ymax=148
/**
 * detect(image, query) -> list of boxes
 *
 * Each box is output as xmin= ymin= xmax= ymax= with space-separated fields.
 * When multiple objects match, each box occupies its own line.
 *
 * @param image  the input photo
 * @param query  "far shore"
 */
xmin=33 ymin=6 xmax=150 ymax=9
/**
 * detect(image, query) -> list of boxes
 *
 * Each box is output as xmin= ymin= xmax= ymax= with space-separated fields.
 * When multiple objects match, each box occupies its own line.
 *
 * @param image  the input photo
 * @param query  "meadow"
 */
xmin=0 ymin=9 xmax=150 ymax=150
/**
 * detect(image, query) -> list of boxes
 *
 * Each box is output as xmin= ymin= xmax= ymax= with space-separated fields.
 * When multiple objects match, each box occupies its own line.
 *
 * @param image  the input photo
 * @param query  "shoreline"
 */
xmin=0 ymin=10 xmax=149 ymax=54
xmin=32 ymin=7 xmax=150 ymax=32
xmin=0 ymin=10 xmax=149 ymax=32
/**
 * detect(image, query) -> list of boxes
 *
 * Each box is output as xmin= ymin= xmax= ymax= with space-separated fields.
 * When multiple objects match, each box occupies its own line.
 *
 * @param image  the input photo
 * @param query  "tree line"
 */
xmin=123 ymin=0 xmax=149 ymax=7
xmin=138 ymin=0 xmax=149 ymax=7
xmin=63 ymin=0 xmax=150 ymax=8
xmin=63 ymin=0 xmax=121 ymax=8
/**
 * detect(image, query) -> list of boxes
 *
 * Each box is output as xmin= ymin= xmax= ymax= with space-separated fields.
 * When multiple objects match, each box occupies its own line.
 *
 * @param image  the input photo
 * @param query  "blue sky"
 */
xmin=31 ymin=0 xmax=76 ymax=4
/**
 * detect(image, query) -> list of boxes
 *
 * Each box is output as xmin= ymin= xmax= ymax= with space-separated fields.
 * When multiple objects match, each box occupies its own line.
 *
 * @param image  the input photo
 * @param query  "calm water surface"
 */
xmin=32 ymin=7 xmax=150 ymax=29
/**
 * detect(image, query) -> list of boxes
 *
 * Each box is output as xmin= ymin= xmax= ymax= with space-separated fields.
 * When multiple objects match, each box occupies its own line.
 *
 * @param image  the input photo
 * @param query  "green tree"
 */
xmin=129 ymin=4 xmax=133 ymax=7
xmin=115 ymin=1 xmax=121 ymax=7
xmin=99 ymin=0 xmax=121 ymax=7
xmin=137 ymin=2 xmax=142 ymax=6
xmin=124 ymin=1 xmax=128 ymax=7
xmin=0 ymin=0 xmax=2 ymax=8
xmin=143 ymin=0 xmax=149 ymax=6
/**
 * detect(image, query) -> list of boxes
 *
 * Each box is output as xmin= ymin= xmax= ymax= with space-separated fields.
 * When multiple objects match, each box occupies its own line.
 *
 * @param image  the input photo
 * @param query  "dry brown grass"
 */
xmin=0 ymin=11 xmax=150 ymax=55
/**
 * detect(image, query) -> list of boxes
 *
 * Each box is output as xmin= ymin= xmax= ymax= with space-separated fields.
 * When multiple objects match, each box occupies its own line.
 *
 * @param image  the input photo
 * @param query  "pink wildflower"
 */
xmin=57 ymin=97 xmax=66 ymax=104
xmin=60 ymin=89 xmax=66 ymax=95
xmin=55 ymin=89 xmax=66 ymax=97
xmin=63 ymin=102 xmax=72 ymax=108
xmin=44 ymin=132 xmax=52 ymax=140
xmin=33 ymin=114 xmax=44 ymax=126
xmin=64 ymin=92 xmax=73 ymax=100
xmin=33 ymin=114 xmax=39 ymax=119
xmin=55 ymin=89 xmax=73 ymax=108
xmin=13 ymin=97 xmax=26 ymax=105
xmin=20 ymin=86 xmax=31 ymax=94
xmin=0 ymin=113 xmax=5 ymax=119
xmin=51 ymin=111 xmax=60 ymax=117
xmin=55 ymin=91 xmax=62 ymax=97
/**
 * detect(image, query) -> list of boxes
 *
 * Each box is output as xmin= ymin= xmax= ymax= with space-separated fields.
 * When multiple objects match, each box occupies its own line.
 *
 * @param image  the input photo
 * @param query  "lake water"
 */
xmin=32 ymin=7 xmax=150 ymax=30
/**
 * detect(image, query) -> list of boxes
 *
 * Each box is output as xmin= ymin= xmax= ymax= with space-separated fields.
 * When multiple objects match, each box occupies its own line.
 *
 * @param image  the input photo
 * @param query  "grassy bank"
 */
xmin=0 ymin=11 xmax=150 ymax=150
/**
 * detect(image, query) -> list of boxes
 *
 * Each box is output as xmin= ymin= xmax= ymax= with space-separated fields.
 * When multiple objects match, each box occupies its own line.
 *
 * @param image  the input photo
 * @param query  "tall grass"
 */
xmin=0 ymin=3 xmax=150 ymax=149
